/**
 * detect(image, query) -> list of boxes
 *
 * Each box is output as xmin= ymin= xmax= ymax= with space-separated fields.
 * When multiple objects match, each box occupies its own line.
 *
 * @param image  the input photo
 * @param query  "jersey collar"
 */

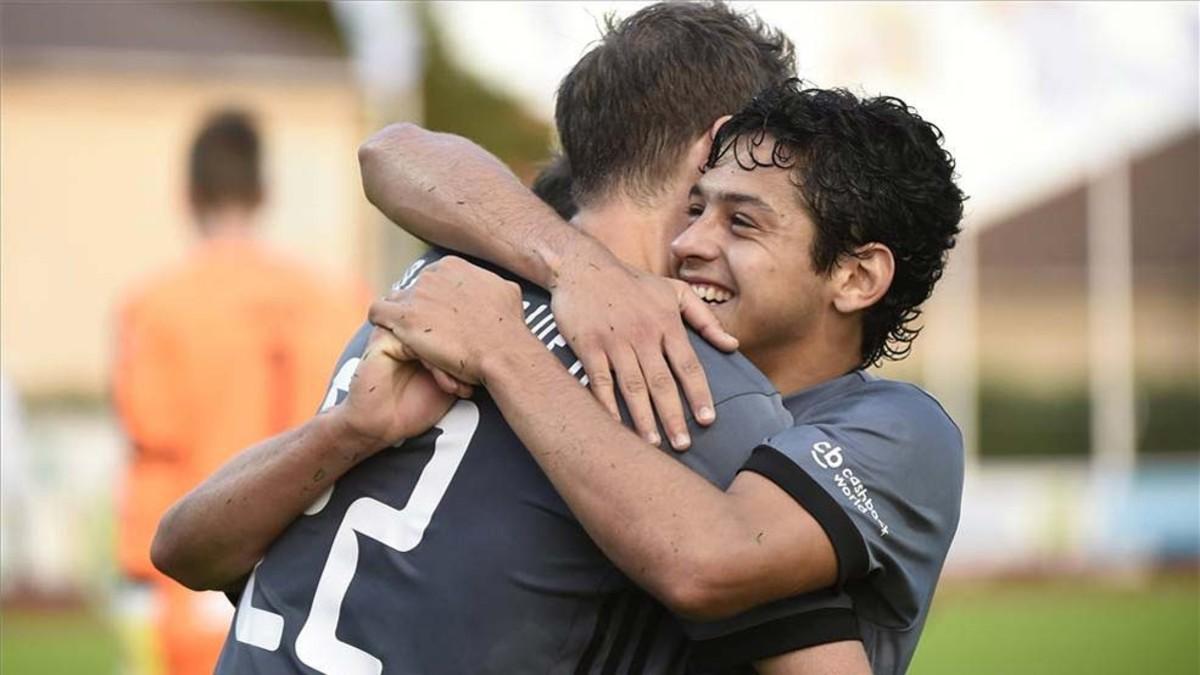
xmin=781 ymin=369 xmax=871 ymax=419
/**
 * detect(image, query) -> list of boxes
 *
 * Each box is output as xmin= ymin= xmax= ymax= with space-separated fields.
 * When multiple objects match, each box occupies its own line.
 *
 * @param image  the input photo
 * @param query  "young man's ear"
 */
xmin=831 ymin=243 xmax=895 ymax=314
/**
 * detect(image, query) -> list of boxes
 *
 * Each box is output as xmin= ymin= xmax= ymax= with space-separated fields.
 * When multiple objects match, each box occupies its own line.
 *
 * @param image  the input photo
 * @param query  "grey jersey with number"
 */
xmin=214 ymin=250 xmax=855 ymax=675
xmin=732 ymin=370 xmax=964 ymax=675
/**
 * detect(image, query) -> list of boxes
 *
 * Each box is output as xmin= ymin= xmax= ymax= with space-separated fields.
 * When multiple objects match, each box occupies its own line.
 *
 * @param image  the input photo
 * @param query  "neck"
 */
xmin=753 ymin=319 xmax=863 ymax=396
xmin=572 ymin=189 xmax=688 ymax=276
xmin=195 ymin=204 xmax=258 ymax=241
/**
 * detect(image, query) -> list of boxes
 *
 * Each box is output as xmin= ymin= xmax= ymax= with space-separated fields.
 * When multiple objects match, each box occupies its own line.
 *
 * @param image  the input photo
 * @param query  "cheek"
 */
xmin=731 ymin=260 xmax=787 ymax=329
xmin=758 ymin=268 xmax=821 ymax=330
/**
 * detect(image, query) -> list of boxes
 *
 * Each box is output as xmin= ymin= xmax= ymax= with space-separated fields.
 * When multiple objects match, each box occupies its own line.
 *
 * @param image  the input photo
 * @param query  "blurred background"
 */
xmin=0 ymin=2 xmax=1196 ymax=673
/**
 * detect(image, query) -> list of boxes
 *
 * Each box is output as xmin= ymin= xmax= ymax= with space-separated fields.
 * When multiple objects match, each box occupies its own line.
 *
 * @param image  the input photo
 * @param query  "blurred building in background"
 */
xmin=1 ymin=2 xmax=370 ymax=400
xmin=1 ymin=3 xmax=368 ymax=607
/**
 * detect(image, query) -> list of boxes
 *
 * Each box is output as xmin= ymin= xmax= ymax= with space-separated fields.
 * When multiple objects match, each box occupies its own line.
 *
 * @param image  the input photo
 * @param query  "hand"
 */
xmin=331 ymin=328 xmax=457 ymax=450
xmin=549 ymin=240 xmax=737 ymax=450
xmin=369 ymin=257 xmax=530 ymax=384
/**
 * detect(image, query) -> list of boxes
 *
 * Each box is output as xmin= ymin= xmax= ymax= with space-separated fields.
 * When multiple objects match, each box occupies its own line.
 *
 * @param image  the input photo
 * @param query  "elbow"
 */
xmin=149 ymin=517 xmax=199 ymax=590
xmin=358 ymin=123 xmax=424 ymax=195
xmin=659 ymin=579 xmax=725 ymax=622
xmin=360 ymin=121 xmax=423 ymax=157
xmin=654 ymin=549 xmax=749 ymax=621
xmin=150 ymin=511 xmax=232 ymax=592
xmin=357 ymin=121 xmax=429 ymax=210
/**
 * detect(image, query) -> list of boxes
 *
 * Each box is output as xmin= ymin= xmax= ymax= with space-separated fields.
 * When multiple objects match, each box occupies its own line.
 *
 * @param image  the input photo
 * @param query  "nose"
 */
xmin=670 ymin=211 xmax=722 ymax=266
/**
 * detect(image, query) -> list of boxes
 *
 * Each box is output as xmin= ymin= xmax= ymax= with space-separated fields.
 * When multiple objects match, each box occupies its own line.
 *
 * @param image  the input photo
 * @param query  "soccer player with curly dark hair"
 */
xmin=698 ymin=80 xmax=964 ymax=370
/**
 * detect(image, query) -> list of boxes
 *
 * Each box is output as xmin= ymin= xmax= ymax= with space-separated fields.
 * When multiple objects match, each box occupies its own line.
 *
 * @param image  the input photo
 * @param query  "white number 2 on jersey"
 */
xmin=235 ymin=396 xmax=480 ymax=675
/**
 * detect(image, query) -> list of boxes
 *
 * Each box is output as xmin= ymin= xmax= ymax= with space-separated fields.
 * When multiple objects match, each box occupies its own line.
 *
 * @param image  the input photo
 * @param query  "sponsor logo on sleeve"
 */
xmin=811 ymin=441 xmax=890 ymax=537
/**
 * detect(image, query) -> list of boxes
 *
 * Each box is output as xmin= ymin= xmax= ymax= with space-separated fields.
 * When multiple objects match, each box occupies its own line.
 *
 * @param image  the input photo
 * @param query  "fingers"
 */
xmin=664 ymin=333 xmax=716 ymax=427
xmin=368 ymin=297 xmax=407 ymax=334
xmin=609 ymin=346 xmax=660 ymax=447
xmin=423 ymin=359 xmax=461 ymax=395
xmin=577 ymin=346 xmax=621 ymax=422
xmin=634 ymin=343 xmax=692 ymax=451
xmin=366 ymin=327 xmax=417 ymax=362
xmin=678 ymin=288 xmax=738 ymax=352
xmin=424 ymin=361 xmax=474 ymax=399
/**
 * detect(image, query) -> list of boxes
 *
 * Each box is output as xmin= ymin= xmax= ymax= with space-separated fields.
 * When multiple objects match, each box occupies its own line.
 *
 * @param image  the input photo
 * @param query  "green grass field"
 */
xmin=0 ymin=610 xmax=120 ymax=675
xmin=910 ymin=576 xmax=1200 ymax=674
xmin=2 ymin=577 xmax=1197 ymax=674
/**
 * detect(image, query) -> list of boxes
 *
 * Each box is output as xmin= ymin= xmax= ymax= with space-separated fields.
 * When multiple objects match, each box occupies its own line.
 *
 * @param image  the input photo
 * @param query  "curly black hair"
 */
xmin=708 ymin=80 xmax=965 ymax=367
xmin=531 ymin=154 xmax=578 ymax=221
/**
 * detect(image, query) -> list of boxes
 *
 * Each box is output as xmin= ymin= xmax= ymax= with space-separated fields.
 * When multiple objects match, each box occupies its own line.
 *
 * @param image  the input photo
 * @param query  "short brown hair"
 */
xmin=555 ymin=1 xmax=795 ymax=206
xmin=189 ymin=110 xmax=262 ymax=210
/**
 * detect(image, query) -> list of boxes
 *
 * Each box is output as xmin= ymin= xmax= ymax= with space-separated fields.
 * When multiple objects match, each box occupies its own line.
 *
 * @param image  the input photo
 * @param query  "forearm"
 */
xmin=358 ymin=123 xmax=598 ymax=289
xmin=151 ymin=412 xmax=377 ymax=591
xmin=482 ymin=339 xmax=758 ymax=618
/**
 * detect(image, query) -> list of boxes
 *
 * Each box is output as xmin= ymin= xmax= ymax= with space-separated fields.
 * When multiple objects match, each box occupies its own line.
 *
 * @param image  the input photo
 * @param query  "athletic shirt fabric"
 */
xmin=736 ymin=370 xmax=965 ymax=674
xmin=213 ymin=249 xmax=855 ymax=675
xmin=112 ymin=236 xmax=368 ymax=675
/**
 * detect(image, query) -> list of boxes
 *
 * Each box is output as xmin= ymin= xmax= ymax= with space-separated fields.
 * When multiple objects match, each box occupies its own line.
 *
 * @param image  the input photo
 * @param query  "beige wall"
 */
xmin=1 ymin=66 xmax=370 ymax=397
xmin=871 ymin=272 xmax=1197 ymax=397
xmin=976 ymin=280 xmax=1198 ymax=390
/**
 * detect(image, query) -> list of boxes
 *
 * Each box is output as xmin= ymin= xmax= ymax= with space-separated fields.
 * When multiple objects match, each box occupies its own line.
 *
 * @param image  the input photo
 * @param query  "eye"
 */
xmin=686 ymin=202 xmax=704 ymax=220
xmin=731 ymin=213 xmax=757 ymax=231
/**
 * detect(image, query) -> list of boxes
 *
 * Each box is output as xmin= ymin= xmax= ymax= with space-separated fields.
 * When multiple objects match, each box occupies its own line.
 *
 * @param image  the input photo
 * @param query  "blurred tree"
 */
xmin=977 ymin=383 xmax=1199 ymax=458
xmin=417 ymin=4 xmax=554 ymax=182
xmin=979 ymin=385 xmax=1091 ymax=458
xmin=246 ymin=2 xmax=553 ymax=181
xmin=246 ymin=1 xmax=554 ymax=287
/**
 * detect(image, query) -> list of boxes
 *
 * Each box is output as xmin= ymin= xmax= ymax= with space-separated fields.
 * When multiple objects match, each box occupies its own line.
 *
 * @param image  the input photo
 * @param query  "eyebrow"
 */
xmin=690 ymin=184 xmax=777 ymax=216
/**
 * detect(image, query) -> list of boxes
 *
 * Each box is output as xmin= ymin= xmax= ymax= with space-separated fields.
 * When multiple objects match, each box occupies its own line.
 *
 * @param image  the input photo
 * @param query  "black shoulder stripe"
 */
xmin=741 ymin=445 xmax=870 ymax=586
xmin=688 ymin=607 xmax=861 ymax=669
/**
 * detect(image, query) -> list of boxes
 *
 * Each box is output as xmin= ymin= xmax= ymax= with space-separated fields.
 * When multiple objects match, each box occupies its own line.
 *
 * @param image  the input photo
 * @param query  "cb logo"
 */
xmin=811 ymin=441 xmax=843 ymax=469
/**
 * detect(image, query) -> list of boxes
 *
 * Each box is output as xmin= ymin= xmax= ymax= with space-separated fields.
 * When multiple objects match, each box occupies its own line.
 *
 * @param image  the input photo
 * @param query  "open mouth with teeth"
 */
xmin=690 ymin=283 xmax=734 ymax=305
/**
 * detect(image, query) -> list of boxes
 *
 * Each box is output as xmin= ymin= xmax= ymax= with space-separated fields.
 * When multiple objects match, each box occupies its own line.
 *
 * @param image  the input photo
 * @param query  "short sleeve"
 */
xmin=741 ymin=384 xmax=963 ymax=628
xmin=644 ymin=330 xmax=792 ymax=489
xmin=675 ymin=391 xmax=792 ymax=489
xmin=684 ymin=589 xmax=860 ymax=669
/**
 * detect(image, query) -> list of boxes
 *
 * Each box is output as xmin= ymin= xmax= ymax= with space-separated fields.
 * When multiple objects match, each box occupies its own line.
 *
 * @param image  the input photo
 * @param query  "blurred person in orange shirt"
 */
xmin=112 ymin=110 xmax=367 ymax=675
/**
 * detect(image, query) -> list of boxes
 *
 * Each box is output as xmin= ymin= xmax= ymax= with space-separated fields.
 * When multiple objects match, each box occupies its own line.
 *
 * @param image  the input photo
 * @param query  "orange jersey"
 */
xmin=113 ymin=236 xmax=369 ymax=675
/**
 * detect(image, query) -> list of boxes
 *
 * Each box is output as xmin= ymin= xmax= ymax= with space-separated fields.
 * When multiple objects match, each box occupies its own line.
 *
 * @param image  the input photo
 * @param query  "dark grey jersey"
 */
xmin=214 ymin=250 xmax=852 ymax=675
xmin=733 ymin=370 xmax=964 ymax=675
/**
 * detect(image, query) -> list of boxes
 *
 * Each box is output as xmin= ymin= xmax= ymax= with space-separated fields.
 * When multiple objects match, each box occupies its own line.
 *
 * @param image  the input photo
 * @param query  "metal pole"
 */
xmin=923 ymin=225 xmax=980 ymax=470
xmin=1086 ymin=161 xmax=1137 ymax=474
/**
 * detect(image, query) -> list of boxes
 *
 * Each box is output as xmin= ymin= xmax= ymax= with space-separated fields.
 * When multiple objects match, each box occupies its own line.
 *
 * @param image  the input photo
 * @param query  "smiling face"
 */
xmin=671 ymin=146 xmax=834 ymax=384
